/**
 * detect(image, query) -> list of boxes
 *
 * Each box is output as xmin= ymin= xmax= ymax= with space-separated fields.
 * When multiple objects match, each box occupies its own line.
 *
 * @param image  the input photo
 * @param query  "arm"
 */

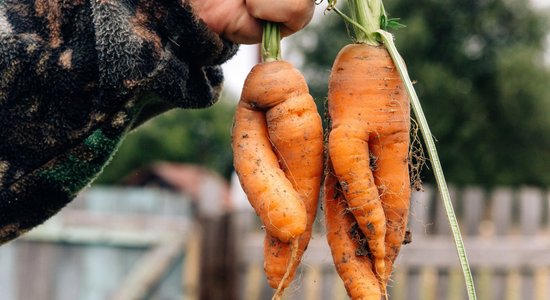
xmin=0 ymin=0 xmax=239 ymax=243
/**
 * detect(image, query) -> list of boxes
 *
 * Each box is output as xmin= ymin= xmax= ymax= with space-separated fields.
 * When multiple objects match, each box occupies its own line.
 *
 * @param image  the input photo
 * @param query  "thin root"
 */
xmin=272 ymin=238 xmax=300 ymax=300
xmin=409 ymin=117 xmax=426 ymax=191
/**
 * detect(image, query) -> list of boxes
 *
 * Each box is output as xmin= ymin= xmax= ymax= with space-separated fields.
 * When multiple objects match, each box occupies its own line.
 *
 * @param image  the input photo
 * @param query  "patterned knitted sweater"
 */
xmin=0 ymin=0 xmax=238 ymax=243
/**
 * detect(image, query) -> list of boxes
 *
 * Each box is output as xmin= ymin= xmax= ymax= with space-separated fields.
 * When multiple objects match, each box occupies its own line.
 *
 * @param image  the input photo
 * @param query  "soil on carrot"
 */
xmin=322 ymin=97 xmax=332 ymax=178
xmin=328 ymin=180 xmax=372 ymax=258
xmin=349 ymin=221 xmax=372 ymax=257
xmin=369 ymin=153 xmax=379 ymax=172
xmin=403 ymin=229 xmax=412 ymax=245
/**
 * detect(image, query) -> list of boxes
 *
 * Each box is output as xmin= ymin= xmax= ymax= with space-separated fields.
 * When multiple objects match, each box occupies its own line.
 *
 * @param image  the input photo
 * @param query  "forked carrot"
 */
xmin=325 ymin=0 xmax=477 ymax=298
xmin=328 ymin=43 xmax=410 ymax=284
xmin=238 ymin=50 xmax=323 ymax=300
xmin=233 ymin=61 xmax=310 ymax=243
xmin=326 ymin=0 xmax=410 ymax=290
xmin=232 ymin=22 xmax=323 ymax=299
xmin=263 ymin=86 xmax=323 ymax=291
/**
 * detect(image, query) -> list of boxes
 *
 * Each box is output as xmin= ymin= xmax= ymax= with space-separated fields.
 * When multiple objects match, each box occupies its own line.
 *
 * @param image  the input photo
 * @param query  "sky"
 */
xmin=220 ymin=44 xmax=259 ymax=98
xmin=532 ymin=0 xmax=550 ymax=7
xmin=222 ymin=0 xmax=550 ymax=97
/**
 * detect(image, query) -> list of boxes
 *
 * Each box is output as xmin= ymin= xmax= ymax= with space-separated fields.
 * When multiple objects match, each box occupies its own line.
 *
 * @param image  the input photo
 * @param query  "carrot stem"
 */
xmin=376 ymin=29 xmax=477 ymax=300
xmin=348 ymin=0 xmax=381 ymax=44
xmin=262 ymin=22 xmax=282 ymax=62
xmin=328 ymin=0 xmax=386 ymax=45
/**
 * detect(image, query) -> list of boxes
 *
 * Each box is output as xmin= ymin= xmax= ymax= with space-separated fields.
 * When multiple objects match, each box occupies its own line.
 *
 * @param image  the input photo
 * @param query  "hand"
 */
xmin=189 ymin=0 xmax=315 ymax=44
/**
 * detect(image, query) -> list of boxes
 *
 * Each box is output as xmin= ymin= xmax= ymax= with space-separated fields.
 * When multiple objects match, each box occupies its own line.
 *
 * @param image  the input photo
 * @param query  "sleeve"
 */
xmin=90 ymin=0 xmax=239 ymax=110
xmin=0 ymin=0 xmax=238 ymax=244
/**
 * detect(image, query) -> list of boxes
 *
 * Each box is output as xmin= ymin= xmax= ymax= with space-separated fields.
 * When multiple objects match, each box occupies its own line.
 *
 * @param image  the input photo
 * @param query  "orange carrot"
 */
xmin=322 ymin=0 xmax=413 ymax=294
xmin=263 ymin=86 xmax=323 ymax=291
xmin=232 ymin=55 xmax=323 ymax=297
xmin=232 ymin=75 xmax=307 ymax=243
xmin=324 ymin=166 xmax=382 ymax=299
xmin=328 ymin=43 xmax=411 ymax=284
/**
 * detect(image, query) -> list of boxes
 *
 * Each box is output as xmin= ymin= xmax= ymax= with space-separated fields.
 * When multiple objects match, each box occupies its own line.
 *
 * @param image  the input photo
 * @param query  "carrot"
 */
xmin=328 ymin=43 xmax=411 ymax=283
xmin=324 ymin=166 xmax=382 ymax=299
xmin=325 ymin=1 xmax=476 ymax=299
xmin=326 ymin=0 xmax=411 ymax=286
xmin=232 ymin=104 xmax=307 ymax=240
xmin=261 ymin=72 xmax=323 ymax=291
xmin=263 ymin=91 xmax=323 ymax=288
xmin=232 ymin=22 xmax=323 ymax=298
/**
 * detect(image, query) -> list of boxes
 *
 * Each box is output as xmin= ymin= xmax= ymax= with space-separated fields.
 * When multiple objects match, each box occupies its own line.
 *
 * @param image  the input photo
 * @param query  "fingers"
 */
xmin=189 ymin=0 xmax=315 ymax=44
xmin=246 ymin=0 xmax=315 ymax=37
xmin=223 ymin=8 xmax=263 ymax=44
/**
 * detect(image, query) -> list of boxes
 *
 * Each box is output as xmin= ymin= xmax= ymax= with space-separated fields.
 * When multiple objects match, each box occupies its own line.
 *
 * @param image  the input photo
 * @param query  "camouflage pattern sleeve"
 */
xmin=0 ymin=0 xmax=238 ymax=243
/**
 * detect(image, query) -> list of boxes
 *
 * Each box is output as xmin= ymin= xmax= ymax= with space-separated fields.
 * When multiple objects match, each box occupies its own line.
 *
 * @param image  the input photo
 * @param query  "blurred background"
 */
xmin=1 ymin=0 xmax=549 ymax=299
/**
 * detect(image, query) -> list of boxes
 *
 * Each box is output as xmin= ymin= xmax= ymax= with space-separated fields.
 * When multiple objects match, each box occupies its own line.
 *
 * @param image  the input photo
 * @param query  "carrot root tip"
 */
xmin=271 ymin=238 xmax=300 ymax=300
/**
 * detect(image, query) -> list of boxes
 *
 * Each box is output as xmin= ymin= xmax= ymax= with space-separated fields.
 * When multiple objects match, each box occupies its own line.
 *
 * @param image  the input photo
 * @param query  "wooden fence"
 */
xmin=0 ymin=187 xmax=195 ymax=300
xmin=1 ymin=185 xmax=549 ymax=300
xmin=237 ymin=185 xmax=550 ymax=300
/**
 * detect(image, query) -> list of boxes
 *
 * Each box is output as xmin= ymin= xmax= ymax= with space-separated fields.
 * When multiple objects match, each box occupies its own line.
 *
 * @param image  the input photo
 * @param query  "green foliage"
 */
xmin=381 ymin=16 xmax=406 ymax=31
xmin=94 ymin=96 xmax=235 ymax=184
xmin=293 ymin=0 xmax=550 ymax=186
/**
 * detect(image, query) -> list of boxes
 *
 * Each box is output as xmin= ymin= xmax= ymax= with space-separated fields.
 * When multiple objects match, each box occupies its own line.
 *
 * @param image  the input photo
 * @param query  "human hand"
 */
xmin=189 ymin=0 xmax=315 ymax=44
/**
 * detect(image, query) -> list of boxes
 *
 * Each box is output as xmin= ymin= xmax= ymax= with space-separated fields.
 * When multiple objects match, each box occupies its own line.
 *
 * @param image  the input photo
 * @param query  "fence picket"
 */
xmin=491 ymin=269 xmax=507 ymax=300
xmin=520 ymin=188 xmax=543 ymax=300
xmin=407 ymin=267 xmax=422 ymax=300
xmin=330 ymin=270 xmax=348 ymax=300
xmin=491 ymin=187 xmax=514 ymax=236
xmin=409 ymin=187 xmax=433 ymax=238
xmin=435 ymin=185 xmax=458 ymax=235
xmin=447 ymin=268 xmax=464 ymax=300
xmin=521 ymin=268 xmax=535 ymax=300
xmin=54 ymin=245 xmax=83 ymax=300
xmin=17 ymin=242 xmax=57 ymax=300
xmin=462 ymin=187 xmax=485 ymax=235
xmin=520 ymin=187 xmax=543 ymax=236
xmin=420 ymin=267 xmax=437 ymax=300
xmin=535 ymin=268 xmax=549 ymax=300
xmin=304 ymin=266 xmax=322 ymax=300
xmin=477 ymin=268 xmax=492 ymax=300
xmin=507 ymin=270 xmax=522 ymax=300
xmin=389 ymin=268 xmax=407 ymax=300
xmin=489 ymin=188 xmax=514 ymax=300
xmin=0 ymin=244 xmax=16 ymax=300
xmin=319 ymin=268 xmax=336 ymax=300
xmin=242 ymin=264 xmax=263 ymax=300
xmin=435 ymin=269 xmax=450 ymax=300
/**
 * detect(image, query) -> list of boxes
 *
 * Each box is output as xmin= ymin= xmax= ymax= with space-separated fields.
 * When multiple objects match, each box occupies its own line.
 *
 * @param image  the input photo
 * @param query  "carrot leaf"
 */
xmin=380 ymin=16 xmax=406 ymax=31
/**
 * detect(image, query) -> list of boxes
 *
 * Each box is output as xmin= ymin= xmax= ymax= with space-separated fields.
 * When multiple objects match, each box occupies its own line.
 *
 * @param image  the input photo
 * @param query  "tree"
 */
xmin=94 ymin=96 xmax=236 ymax=184
xmin=289 ymin=0 xmax=550 ymax=186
